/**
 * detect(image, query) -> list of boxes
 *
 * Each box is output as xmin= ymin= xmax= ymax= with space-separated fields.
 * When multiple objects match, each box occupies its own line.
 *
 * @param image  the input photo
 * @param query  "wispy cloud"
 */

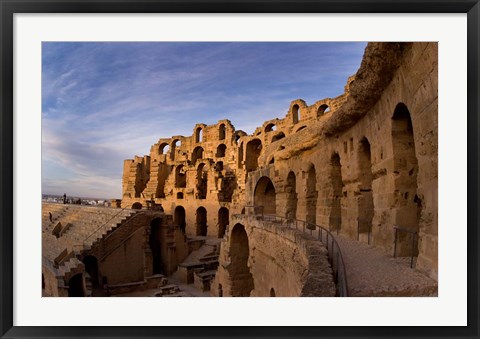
xmin=42 ymin=42 xmax=367 ymax=198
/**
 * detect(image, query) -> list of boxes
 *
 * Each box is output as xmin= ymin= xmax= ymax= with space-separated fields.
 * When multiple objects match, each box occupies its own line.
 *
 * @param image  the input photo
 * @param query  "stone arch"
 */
xmin=265 ymin=123 xmax=276 ymax=133
xmin=330 ymin=153 xmax=344 ymax=233
xmin=196 ymin=207 xmax=208 ymax=236
xmin=392 ymin=103 xmax=421 ymax=256
xmin=306 ymin=164 xmax=318 ymax=228
xmin=216 ymin=144 xmax=227 ymax=158
xmin=83 ymin=255 xmax=99 ymax=288
xmin=170 ymin=139 xmax=181 ymax=161
xmin=149 ymin=217 xmax=163 ymax=274
xmin=196 ymin=163 xmax=208 ymax=199
xmin=195 ymin=127 xmax=203 ymax=143
xmin=245 ymin=139 xmax=262 ymax=173
xmin=218 ymin=207 xmax=229 ymax=238
xmin=292 ymin=104 xmax=300 ymax=124
xmin=67 ymin=273 xmax=85 ymax=297
xmin=317 ymin=104 xmax=330 ymax=117
xmin=174 ymin=206 xmax=186 ymax=233
xmin=219 ymin=124 xmax=226 ymax=140
xmin=158 ymin=143 xmax=169 ymax=155
xmin=175 ymin=165 xmax=187 ymax=188
xmin=229 ymin=223 xmax=254 ymax=297
xmin=285 ymin=171 xmax=297 ymax=220
xmin=254 ymin=176 xmax=276 ymax=215
xmin=192 ymin=146 xmax=204 ymax=165
xmin=358 ymin=137 xmax=374 ymax=241
xmin=271 ymin=132 xmax=285 ymax=143
xmin=132 ymin=202 xmax=142 ymax=210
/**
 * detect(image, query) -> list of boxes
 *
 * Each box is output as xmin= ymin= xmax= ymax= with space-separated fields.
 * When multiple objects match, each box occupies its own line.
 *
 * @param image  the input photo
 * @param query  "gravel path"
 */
xmin=334 ymin=235 xmax=438 ymax=297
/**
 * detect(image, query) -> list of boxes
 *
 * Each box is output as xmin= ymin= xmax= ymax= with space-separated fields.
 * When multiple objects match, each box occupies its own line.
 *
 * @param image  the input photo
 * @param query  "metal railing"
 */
xmin=242 ymin=206 xmax=348 ymax=297
xmin=393 ymin=226 xmax=418 ymax=268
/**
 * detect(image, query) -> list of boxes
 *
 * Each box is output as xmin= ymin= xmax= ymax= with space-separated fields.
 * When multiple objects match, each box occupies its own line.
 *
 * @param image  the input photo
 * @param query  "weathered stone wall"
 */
xmin=211 ymin=214 xmax=336 ymax=297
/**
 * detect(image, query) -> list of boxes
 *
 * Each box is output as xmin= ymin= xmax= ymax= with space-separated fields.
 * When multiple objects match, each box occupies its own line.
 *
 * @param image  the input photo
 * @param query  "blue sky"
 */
xmin=42 ymin=42 xmax=367 ymax=199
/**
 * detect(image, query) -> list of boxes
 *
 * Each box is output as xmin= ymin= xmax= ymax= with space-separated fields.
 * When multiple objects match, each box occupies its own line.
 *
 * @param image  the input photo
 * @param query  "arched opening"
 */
xmin=83 ymin=255 xmax=99 ymax=288
xmin=229 ymin=224 xmax=254 ymax=296
xmin=306 ymin=164 xmax=318 ymax=228
xmin=292 ymin=104 xmax=300 ymax=124
xmin=195 ymin=127 xmax=203 ymax=143
xmin=158 ymin=143 xmax=169 ymax=155
xmin=245 ymin=139 xmax=262 ymax=173
xmin=192 ymin=146 xmax=204 ymax=165
xmin=295 ymin=126 xmax=307 ymax=133
xmin=67 ymin=273 xmax=85 ymax=297
xmin=170 ymin=139 xmax=181 ymax=161
xmin=175 ymin=165 xmax=187 ymax=188
xmin=216 ymin=144 xmax=226 ymax=158
xmin=330 ymin=153 xmax=344 ymax=233
xmin=265 ymin=123 xmax=276 ymax=133
xmin=219 ymin=124 xmax=226 ymax=140
xmin=254 ymin=176 xmax=276 ymax=216
xmin=317 ymin=104 xmax=330 ymax=117
xmin=196 ymin=163 xmax=208 ymax=199
xmin=132 ymin=202 xmax=142 ymax=210
xmin=270 ymin=288 xmax=276 ymax=297
xmin=271 ymin=132 xmax=285 ymax=143
xmin=358 ymin=138 xmax=374 ymax=241
xmin=238 ymin=142 xmax=244 ymax=169
xmin=196 ymin=207 xmax=208 ymax=236
xmin=218 ymin=207 xmax=229 ymax=238
xmin=174 ymin=206 xmax=186 ymax=233
xmin=392 ymin=103 xmax=420 ymax=256
xmin=286 ymin=171 xmax=297 ymax=220
xmin=149 ymin=217 xmax=163 ymax=274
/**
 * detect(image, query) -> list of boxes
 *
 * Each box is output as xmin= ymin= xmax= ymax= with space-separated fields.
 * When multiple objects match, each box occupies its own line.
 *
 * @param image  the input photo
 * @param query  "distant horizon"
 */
xmin=42 ymin=42 xmax=367 ymax=198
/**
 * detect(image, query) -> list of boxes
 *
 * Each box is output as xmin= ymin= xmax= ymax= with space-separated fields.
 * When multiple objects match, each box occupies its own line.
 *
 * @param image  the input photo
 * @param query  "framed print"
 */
xmin=1 ymin=0 xmax=479 ymax=338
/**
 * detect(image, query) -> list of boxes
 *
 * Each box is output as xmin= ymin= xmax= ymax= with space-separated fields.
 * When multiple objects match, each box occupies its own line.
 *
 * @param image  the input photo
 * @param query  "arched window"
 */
xmin=175 ymin=165 xmax=187 ymax=188
xmin=219 ymin=124 xmax=226 ymax=140
xmin=254 ymin=176 xmax=276 ymax=215
xmin=218 ymin=207 xmax=229 ymax=238
xmin=170 ymin=139 xmax=181 ymax=161
xmin=158 ymin=143 xmax=169 ymax=155
xmin=192 ymin=146 xmax=204 ymax=165
xmin=246 ymin=139 xmax=262 ymax=173
xmin=317 ymin=104 xmax=330 ymax=117
xmin=292 ymin=104 xmax=300 ymax=124
xmin=216 ymin=144 xmax=226 ymax=158
xmin=195 ymin=127 xmax=203 ymax=143
xmin=265 ymin=123 xmax=276 ymax=133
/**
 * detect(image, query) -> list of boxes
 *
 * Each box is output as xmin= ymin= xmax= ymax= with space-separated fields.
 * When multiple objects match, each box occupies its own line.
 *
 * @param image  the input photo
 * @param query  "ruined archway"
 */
xmin=192 ymin=146 xmax=204 ymax=165
xmin=83 ymin=255 xmax=99 ymax=288
xmin=271 ymin=132 xmax=285 ymax=143
xmin=392 ymin=103 xmax=421 ymax=256
xmin=196 ymin=207 xmax=208 ymax=236
xmin=174 ymin=206 xmax=186 ymax=233
xmin=219 ymin=124 xmax=226 ymax=140
xmin=254 ymin=176 xmax=276 ymax=216
xmin=218 ymin=207 xmax=229 ymax=238
xmin=175 ymin=165 xmax=187 ymax=188
xmin=195 ymin=127 xmax=203 ymax=143
xmin=245 ymin=139 xmax=262 ymax=173
xmin=67 ymin=273 xmax=85 ymax=297
xmin=229 ymin=223 xmax=254 ymax=297
xmin=170 ymin=139 xmax=181 ymax=161
xmin=149 ymin=217 xmax=163 ymax=274
xmin=317 ymin=104 xmax=330 ymax=117
xmin=196 ymin=163 xmax=207 ymax=199
xmin=265 ymin=123 xmax=276 ymax=133
xmin=330 ymin=153 xmax=343 ymax=233
xmin=285 ymin=171 xmax=297 ymax=220
xmin=216 ymin=144 xmax=226 ymax=158
xmin=306 ymin=164 xmax=318 ymax=228
xmin=132 ymin=202 xmax=142 ymax=210
xmin=358 ymin=138 xmax=374 ymax=241
xmin=158 ymin=143 xmax=169 ymax=155
xmin=292 ymin=104 xmax=300 ymax=124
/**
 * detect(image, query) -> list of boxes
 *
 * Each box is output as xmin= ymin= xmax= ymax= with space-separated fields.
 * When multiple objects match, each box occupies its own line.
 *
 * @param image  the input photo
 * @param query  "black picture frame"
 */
xmin=1 ymin=1 xmax=479 ymax=338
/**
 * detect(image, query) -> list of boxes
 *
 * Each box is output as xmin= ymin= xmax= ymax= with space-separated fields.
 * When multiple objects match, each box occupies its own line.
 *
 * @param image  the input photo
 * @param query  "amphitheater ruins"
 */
xmin=42 ymin=42 xmax=438 ymax=297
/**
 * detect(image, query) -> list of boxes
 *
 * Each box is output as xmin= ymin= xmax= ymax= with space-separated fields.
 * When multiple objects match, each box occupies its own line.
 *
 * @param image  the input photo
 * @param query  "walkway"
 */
xmin=334 ymin=235 xmax=438 ymax=297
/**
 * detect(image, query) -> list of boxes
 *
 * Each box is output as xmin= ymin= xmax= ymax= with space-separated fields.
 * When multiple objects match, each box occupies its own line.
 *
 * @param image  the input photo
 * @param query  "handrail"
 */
xmin=82 ymin=204 xmax=133 ymax=245
xmin=241 ymin=211 xmax=349 ymax=297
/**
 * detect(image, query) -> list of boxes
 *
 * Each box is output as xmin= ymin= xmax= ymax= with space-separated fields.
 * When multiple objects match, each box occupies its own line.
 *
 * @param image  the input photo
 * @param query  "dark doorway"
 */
xmin=149 ymin=217 xmax=163 ymax=274
xmin=229 ymin=224 xmax=254 ymax=296
xmin=67 ymin=273 xmax=85 ymax=297
xmin=196 ymin=207 xmax=208 ymax=236
xmin=254 ymin=176 xmax=276 ymax=215
xmin=218 ymin=207 xmax=229 ymax=238
xmin=174 ymin=206 xmax=186 ymax=233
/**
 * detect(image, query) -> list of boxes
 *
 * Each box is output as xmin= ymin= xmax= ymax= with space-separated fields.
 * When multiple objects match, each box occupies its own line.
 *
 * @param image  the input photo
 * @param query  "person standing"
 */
xmin=63 ymin=193 xmax=67 ymax=204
